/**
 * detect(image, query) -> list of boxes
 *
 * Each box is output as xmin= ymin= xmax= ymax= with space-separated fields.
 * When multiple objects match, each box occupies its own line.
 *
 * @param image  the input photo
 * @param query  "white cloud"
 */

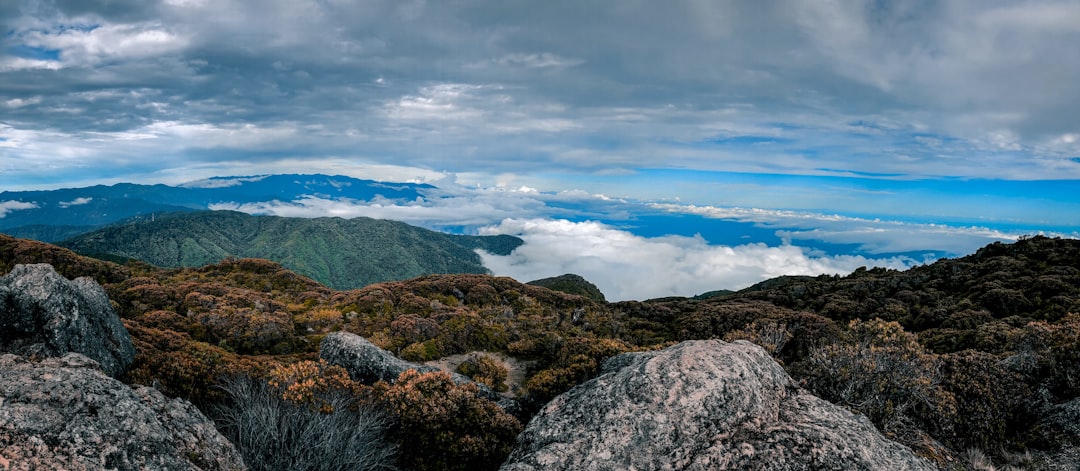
xmin=492 ymin=53 xmax=584 ymax=69
xmin=977 ymin=3 xmax=1080 ymax=33
xmin=4 ymin=97 xmax=43 ymax=108
xmin=18 ymin=23 xmax=190 ymax=68
xmin=0 ymin=201 xmax=39 ymax=218
xmin=58 ymin=197 xmax=93 ymax=208
xmin=0 ymin=57 xmax=64 ymax=72
xmin=385 ymin=84 xmax=490 ymax=122
xmin=649 ymin=203 xmax=1023 ymax=255
xmin=207 ymin=184 xmax=569 ymax=227
xmin=181 ymin=175 xmax=269 ymax=188
xmin=477 ymin=218 xmax=921 ymax=301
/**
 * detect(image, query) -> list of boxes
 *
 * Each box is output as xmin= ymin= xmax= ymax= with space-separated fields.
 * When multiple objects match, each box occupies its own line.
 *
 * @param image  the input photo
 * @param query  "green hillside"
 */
xmin=527 ymin=273 xmax=607 ymax=302
xmin=59 ymin=210 xmax=523 ymax=290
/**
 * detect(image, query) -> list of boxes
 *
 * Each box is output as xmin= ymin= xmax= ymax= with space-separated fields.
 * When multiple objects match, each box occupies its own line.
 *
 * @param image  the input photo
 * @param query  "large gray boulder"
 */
xmin=0 ymin=264 xmax=136 ymax=378
xmin=501 ymin=339 xmax=936 ymax=471
xmin=319 ymin=332 xmax=500 ymax=400
xmin=0 ymin=353 xmax=246 ymax=471
xmin=319 ymin=331 xmax=447 ymax=384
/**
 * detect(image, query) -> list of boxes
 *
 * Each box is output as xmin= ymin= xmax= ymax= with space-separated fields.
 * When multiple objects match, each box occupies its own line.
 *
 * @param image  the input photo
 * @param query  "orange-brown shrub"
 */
xmin=455 ymin=353 xmax=510 ymax=393
xmin=378 ymin=370 xmax=522 ymax=471
xmin=267 ymin=359 xmax=371 ymax=412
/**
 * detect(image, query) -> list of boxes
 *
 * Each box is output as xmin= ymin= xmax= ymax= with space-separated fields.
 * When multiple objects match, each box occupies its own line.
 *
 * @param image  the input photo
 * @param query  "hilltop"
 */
xmin=527 ymin=273 xmax=607 ymax=302
xmin=58 ymin=210 xmax=522 ymax=290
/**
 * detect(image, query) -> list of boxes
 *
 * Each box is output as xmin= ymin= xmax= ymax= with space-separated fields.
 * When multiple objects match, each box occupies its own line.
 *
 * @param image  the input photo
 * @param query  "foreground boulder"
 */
xmin=0 ymin=264 xmax=135 ymax=378
xmin=0 ymin=353 xmax=246 ymax=471
xmin=502 ymin=339 xmax=936 ymax=471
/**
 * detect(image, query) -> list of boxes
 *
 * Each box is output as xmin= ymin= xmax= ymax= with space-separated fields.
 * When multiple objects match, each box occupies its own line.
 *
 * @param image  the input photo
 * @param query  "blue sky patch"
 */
xmin=8 ymin=45 xmax=60 ymax=61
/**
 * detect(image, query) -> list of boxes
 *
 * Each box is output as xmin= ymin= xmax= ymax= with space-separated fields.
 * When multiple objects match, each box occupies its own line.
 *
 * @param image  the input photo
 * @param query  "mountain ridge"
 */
xmin=0 ymin=174 xmax=433 ymax=240
xmin=59 ymin=210 xmax=523 ymax=290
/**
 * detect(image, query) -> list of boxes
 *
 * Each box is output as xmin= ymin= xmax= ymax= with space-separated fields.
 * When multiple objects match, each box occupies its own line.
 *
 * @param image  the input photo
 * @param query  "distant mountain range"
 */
xmin=59 ymin=210 xmax=522 ymax=290
xmin=0 ymin=174 xmax=431 ymax=242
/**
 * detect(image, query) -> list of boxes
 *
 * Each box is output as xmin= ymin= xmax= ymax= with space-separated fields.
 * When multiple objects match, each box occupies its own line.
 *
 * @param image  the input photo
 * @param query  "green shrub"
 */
xmin=455 ymin=353 xmax=510 ymax=393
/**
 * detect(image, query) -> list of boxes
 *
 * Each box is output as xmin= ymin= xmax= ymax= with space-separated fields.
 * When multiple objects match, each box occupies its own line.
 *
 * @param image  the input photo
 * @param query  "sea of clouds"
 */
xmin=206 ymin=182 xmax=1046 ymax=301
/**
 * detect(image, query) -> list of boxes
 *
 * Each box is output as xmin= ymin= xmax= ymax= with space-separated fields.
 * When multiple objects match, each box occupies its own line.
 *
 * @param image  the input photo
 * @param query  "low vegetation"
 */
xmin=214 ymin=372 xmax=397 ymax=471
xmin=2 ymin=233 xmax=1079 ymax=469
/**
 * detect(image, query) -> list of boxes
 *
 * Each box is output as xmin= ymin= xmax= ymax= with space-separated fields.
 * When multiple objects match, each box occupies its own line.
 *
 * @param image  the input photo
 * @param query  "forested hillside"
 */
xmin=58 ymin=210 xmax=523 ymax=290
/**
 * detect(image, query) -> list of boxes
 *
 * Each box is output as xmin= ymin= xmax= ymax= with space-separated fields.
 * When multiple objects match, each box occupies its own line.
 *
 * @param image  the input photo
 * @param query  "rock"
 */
xmin=0 ymin=264 xmax=136 ymax=378
xmin=501 ymin=339 xmax=936 ymax=471
xmin=0 ymin=353 xmax=246 ymax=471
xmin=1039 ymin=397 xmax=1080 ymax=444
xmin=1033 ymin=396 xmax=1080 ymax=470
xmin=319 ymin=331 xmax=499 ymax=400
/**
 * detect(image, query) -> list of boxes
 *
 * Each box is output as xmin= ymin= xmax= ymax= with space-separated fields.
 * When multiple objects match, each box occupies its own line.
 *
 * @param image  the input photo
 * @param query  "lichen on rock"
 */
xmin=0 ymin=263 xmax=136 ymax=378
xmin=0 ymin=353 xmax=246 ymax=471
xmin=501 ymin=339 xmax=937 ymax=471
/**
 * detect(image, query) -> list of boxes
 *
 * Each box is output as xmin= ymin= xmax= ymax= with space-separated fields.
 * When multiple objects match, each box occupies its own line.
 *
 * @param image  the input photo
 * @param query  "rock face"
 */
xmin=0 ymin=264 xmax=136 ymax=378
xmin=0 ymin=353 xmax=246 ymax=471
xmin=501 ymin=339 xmax=936 ymax=471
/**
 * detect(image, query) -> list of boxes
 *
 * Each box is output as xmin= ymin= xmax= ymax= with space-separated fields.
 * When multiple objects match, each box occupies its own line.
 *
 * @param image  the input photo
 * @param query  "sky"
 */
xmin=2 ymin=1 xmax=1080 ymax=299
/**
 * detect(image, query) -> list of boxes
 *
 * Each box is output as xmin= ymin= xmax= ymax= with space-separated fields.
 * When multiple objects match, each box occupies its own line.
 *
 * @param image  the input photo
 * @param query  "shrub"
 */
xmin=937 ymin=350 xmax=1030 ymax=451
xmin=295 ymin=307 xmax=344 ymax=334
xmin=389 ymin=314 xmax=441 ymax=348
xmin=724 ymin=319 xmax=792 ymax=358
xmin=399 ymin=339 xmax=443 ymax=362
xmin=796 ymin=319 xmax=954 ymax=440
xmin=455 ymin=353 xmax=510 ymax=393
xmin=523 ymin=359 xmax=596 ymax=405
xmin=125 ymin=322 xmax=257 ymax=404
xmin=266 ymin=359 xmax=369 ymax=412
xmin=1017 ymin=314 xmax=1080 ymax=399
xmin=379 ymin=370 xmax=522 ymax=471
xmin=213 ymin=375 xmax=397 ymax=471
xmin=523 ymin=338 xmax=632 ymax=405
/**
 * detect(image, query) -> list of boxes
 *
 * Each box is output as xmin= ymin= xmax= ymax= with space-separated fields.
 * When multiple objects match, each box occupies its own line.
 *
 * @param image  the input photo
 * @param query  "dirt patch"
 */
xmin=425 ymin=351 xmax=534 ymax=397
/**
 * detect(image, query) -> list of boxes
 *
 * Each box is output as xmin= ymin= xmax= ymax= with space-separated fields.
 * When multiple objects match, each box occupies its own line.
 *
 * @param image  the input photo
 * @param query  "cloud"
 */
xmin=15 ymin=23 xmax=190 ymax=69
xmin=207 ymin=184 xmax=593 ymax=228
xmin=477 ymin=219 xmax=921 ymax=302
xmin=58 ymin=197 xmax=93 ymax=208
xmin=648 ymin=203 xmax=1027 ymax=255
xmin=1 ymin=0 xmax=1079 ymax=226
xmin=181 ymin=175 xmax=269 ymax=189
xmin=0 ymin=201 xmax=39 ymax=218
xmin=489 ymin=53 xmax=584 ymax=69
xmin=153 ymin=177 xmax=1077 ymax=301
